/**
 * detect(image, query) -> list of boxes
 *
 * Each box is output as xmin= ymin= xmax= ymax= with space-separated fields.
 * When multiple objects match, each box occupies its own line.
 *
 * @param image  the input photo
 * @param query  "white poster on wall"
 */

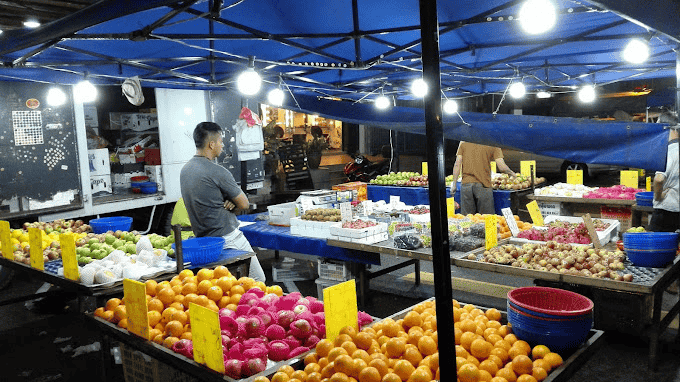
xmin=84 ymin=105 xmax=98 ymax=128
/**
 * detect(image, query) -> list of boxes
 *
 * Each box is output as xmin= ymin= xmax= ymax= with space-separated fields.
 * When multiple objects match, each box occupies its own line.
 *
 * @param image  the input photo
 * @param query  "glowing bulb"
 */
xmin=509 ymin=82 xmax=526 ymax=99
xmin=578 ymin=85 xmax=596 ymax=103
xmin=411 ymin=78 xmax=428 ymax=98
xmin=74 ymin=80 xmax=97 ymax=103
xmin=623 ymin=39 xmax=650 ymax=64
xmin=375 ymin=95 xmax=391 ymax=110
xmin=519 ymin=0 xmax=556 ymax=35
xmin=268 ymin=88 xmax=285 ymax=106
xmin=23 ymin=20 xmax=41 ymax=28
xmin=237 ymin=68 xmax=262 ymax=96
xmin=536 ymin=91 xmax=551 ymax=99
xmin=46 ymin=88 xmax=67 ymax=106
xmin=443 ymin=99 xmax=458 ymax=114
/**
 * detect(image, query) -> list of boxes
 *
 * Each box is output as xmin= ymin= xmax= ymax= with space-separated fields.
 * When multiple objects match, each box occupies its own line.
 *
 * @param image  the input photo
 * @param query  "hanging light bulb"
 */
xmin=74 ymin=80 xmax=97 ymax=103
xmin=23 ymin=20 xmax=41 ymax=28
xmin=47 ymin=88 xmax=67 ymax=106
xmin=411 ymin=78 xmax=428 ymax=98
xmin=509 ymin=82 xmax=526 ymax=99
xmin=536 ymin=91 xmax=551 ymax=99
xmin=578 ymin=85 xmax=596 ymax=103
xmin=375 ymin=95 xmax=391 ymax=110
xmin=237 ymin=68 xmax=262 ymax=96
xmin=268 ymin=88 xmax=284 ymax=106
xmin=623 ymin=39 xmax=650 ymax=64
xmin=519 ymin=0 xmax=556 ymax=35
xmin=443 ymin=99 xmax=458 ymax=114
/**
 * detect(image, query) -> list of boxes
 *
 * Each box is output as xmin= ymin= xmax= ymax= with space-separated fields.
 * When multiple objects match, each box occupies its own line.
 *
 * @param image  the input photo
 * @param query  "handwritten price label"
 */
xmin=527 ymin=201 xmax=544 ymax=226
xmin=485 ymin=215 xmax=498 ymax=250
xmin=566 ymin=170 xmax=583 ymax=185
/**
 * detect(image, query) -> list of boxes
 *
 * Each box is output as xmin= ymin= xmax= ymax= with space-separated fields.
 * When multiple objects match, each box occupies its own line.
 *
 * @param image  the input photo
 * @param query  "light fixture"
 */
xmin=46 ymin=88 xmax=67 ymax=106
xmin=237 ymin=57 xmax=261 ymax=96
xmin=623 ymin=38 xmax=650 ymax=64
xmin=411 ymin=78 xmax=428 ymax=98
xmin=509 ymin=82 xmax=526 ymax=99
xmin=268 ymin=88 xmax=285 ymax=106
xmin=443 ymin=99 xmax=458 ymax=114
xmin=519 ymin=0 xmax=556 ymax=35
xmin=74 ymin=78 xmax=97 ymax=103
xmin=536 ymin=91 xmax=551 ymax=99
xmin=578 ymin=85 xmax=596 ymax=103
xmin=0 ymin=29 xmax=3 ymax=35
xmin=375 ymin=95 xmax=391 ymax=110
xmin=23 ymin=20 xmax=41 ymax=28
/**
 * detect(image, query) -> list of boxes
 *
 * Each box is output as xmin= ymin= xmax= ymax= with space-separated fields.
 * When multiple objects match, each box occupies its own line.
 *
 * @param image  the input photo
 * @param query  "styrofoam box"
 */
xmin=543 ymin=215 xmax=620 ymax=246
xmin=290 ymin=217 xmax=334 ymax=239
xmin=409 ymin=213 xmax=430 ymax=224
xmin=90 ymin=174 xmax=112 ymax=194
xmin=268 ymin=202 xmax=298 ymax=226
xmin=87 ymin=148 xmax=110 ymax=176
xmin=329 ymin=222 xmax=389 ymax=244
xmin=537 ymin=201 xmax=566 ymax=216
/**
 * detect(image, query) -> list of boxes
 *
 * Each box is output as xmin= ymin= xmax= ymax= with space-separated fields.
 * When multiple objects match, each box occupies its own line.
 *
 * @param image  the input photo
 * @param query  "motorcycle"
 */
xmin=343 ymin=155 xmax=390 ymax=182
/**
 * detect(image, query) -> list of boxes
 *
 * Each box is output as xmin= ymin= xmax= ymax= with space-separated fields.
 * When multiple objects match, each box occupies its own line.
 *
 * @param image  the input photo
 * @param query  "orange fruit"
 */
xmin=195 ymin=295 xmax=210 ymax=307
xmin=334 ymin=333 xmax=353 ymax=347
xmin=393 ymin=360 xmax=415 ymax=381
xmin=113 ymin=305 xmax=127 ymax=323
xmin=117 ymin=318 xmax=128 ymax=329
xmin=278 ymin=364 xmax=295 ymax=376
xmin=381 ymin=373 xmax=402 ymax=382
xmin=508 ymin=345 xmax=527 ymax=360
xmin=467 ymin=354 xmax=481 ymax=367
xmin=316 ymin=339 xmax=334 ymax=358
xmin=485 ymin=308 xmax=502 ymax=321
xmin=339 ymin=325 xmax=358 ymax=340
xmin=487 ymin=320 xmax=502 ymax=330
xmin=171 ymin=284 xmax=183 ymax=296
xmin=306 ymin=373 xmax=323 ymax=382
xmin=514 ymin=340 xmax=531 ymax=354
xmin=305 ymin=362 xmax=321 ymax=374
xmin=494 ymin=340 xmax=512 ymax=352
xmin=157 ymin=287 xmax=176 ymax=306
xmin=458 ymin=363 xmax=480 ymax=382
xmin=145 ymin=280 xmax=158 ymax=296
xmin=213 ymin=265 xmax=231 ymax=279
xmin=229 ymin=293 xmax=242 ymax=305
xmin=162 ymin=336 xmax=180 ymax=349
xmin=504 ymin=334 xmax=518 ymax=345
xmin=496 ymin=367 xmax=517 ymax=382
xmin=532 ymin=366 xmax=548 ymax=381
xmin=342 ymin=341 xmax=358 ymax=356
xmin=206 ymin=285 xmax=223 ymax=302
xmin=147 ymin=310 xmax=162 ymax=327
xmin=152 ymin=333 xmax=164 ymax=344
xmin=230 ymin=284 xmax=246 ymax=296
xmin=169 ymin=277 xmax=182 ymax=287
xmin=358 ymin=366 xmax=381 ymax=382
xmin=216 ymin=276 xmax=234 ymax=293
xmin=180 ymin=332 xmax=192 ymax=340
xmin=460 ymin=331 xmax=479 ymax=351
xmin=491 ymin=378 xmax=509 ymax=382
xmin=271 ymin=371 xmax=290 ymax=382
xmin=169 ymin=302 xmax=185 ymax=311
xmin=206 ymin=300 xmax=219 ymax=312
xmin=479 ymin=359 xmax=499 ymax=376
xmin=369 ymin=358 xmax=389 ymax=377
xmin=197 ymin=280 xmax=213 ymax=295
xmin=355 ymin=332 xmax=373 ymax=350
xmin=148 ymin=328 xmax=162 ymax=340
xmin=161 ymin=307 xmax=177 ymax=324
xmin=403 ymin=344 xmax=423 ymax=367
xmin=183 ymin=293 xmax=199 ymax=307
xmin=487 ymin=355 xmax=504 ymax=369
xmin=543 ymin=353 xmax=563 ymax=369
xmin=385 ymin=337 xmax=406 ymax=358
xmin=531 ymin=345 xmax=551 ymax=360
xmin=146 ymin=298 xmax=163 ymax=313
xmin=479 ymin=369 xmax=494 ymax=382
xmin=497 ymin=325 xmax=510 ymax=338
xmin=291 ymin=370 xmax=307 ymax=381
xmin=533 ymin=359 xmax=552 ymax=373
xmin=181 ymin=282 xmax=198 ymax=296
xmin=328 ymin=347 xmax=349 ymax=363
xmin=470 ymin=339 xmax=493 ymax=359
xmin=490 ymin=347 xmax=509 ymax=363
xmin=517 ymin=375 xmax=537 ymax=382
xmin=171 ymin=309 xmax=188 ymax=325
xmin=417 ymin=335 xmax=437 ymax=356
xmin=252 ymin=377 xmax=271 ymax=382
xmin=196 ymin=268 xmax=214 ymax=282
xmin=402 ymin=311 xmax=423 ymax=330
xmin=334 ymin=354 xmax=354 ymax=375
xmin=217 ymin=296 xmax=230 ymax=309
xmin=382 ymin=319 xmax=401 ymax=338
xmin=511 ymin=355 xmax=533 ymax=376
xmin=94 ymin=307 xmax=106 ymax=318
xmin=105 ymin=298 xmax=122 ymax=311
xmin=165 ymin=320 xmax=184 ymax=338
xmin=178 ymin=269 xmax=194 ymax=280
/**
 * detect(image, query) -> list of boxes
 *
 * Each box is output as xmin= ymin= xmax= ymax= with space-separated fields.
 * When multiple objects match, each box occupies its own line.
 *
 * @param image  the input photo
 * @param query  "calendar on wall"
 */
xmin=12 ymin=110 xmax=44 ymax=146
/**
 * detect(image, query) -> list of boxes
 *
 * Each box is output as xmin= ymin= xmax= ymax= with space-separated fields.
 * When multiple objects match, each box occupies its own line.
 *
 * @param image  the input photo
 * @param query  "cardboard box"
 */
xmin=600 ymin=206 xmax=632 ymax=233
xmin=87 ymin=148 xmax=110 ymax=176
xmin=332 ymin=181 xmax=367 ymax=201
xmin=90 ymin=174 xmax=112 ymax=194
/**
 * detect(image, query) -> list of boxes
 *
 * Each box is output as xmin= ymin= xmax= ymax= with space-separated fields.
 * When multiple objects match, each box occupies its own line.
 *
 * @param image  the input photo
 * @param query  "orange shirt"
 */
xmin=457 ymin=142 xmax=503 ymax=188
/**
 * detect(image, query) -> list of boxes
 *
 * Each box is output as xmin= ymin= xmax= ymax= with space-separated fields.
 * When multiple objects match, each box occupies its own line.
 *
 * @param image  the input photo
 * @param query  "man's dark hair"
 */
xmin=193 ymin=122 xmax=223 ymax=149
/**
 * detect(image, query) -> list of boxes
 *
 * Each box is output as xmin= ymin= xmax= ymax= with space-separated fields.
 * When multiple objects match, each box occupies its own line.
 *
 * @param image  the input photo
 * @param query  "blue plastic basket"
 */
xmin=171 ymin=237 xmax=225 ymax=266
xmin=89 ymin=216 xmax=133 ymax=234
xmin=625 ymin=248 xmax=676 ymax=268
xmin=507 ymin=303 xmax=592 ymax=353
xmin=623 ymin=232 xmax=678 ymax=249
xmin=635 ymin=192 xmax=653 ymax=207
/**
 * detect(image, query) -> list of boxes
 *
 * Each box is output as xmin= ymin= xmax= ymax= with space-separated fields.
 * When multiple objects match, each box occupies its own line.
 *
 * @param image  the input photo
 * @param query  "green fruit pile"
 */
xmin=75 ymin=231 xmax=176 ymax=265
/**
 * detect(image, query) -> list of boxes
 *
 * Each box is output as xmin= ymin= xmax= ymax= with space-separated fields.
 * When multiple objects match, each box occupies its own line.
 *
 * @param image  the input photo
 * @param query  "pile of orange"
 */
xmin=93 ymin=265 xmax=284 ymax=349
xmin=251 ymin=299 xmax=563 ymax=382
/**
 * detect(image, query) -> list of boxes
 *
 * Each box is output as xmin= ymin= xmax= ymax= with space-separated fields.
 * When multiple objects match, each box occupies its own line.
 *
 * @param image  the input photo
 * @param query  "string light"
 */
xmin=411 ymin=78 xmax=428 ymax=98
xmin=519 ymin=0 xmax=556 ymax=35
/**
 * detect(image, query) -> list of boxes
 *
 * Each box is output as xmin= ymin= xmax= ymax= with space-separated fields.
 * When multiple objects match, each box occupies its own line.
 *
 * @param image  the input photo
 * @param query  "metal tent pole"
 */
xmin=418 ymin=1 xmax=455 ymax=381
xmin=676 ymin=50 xmax=679 ymax=231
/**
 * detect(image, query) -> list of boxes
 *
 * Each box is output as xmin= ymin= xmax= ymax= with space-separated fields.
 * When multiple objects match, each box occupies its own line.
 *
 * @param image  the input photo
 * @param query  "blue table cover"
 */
xmin=238 ymin=215 xmax=380 ymax=265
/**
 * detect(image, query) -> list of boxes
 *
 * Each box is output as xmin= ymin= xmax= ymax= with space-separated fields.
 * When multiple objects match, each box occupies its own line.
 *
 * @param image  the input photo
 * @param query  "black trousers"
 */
xmin=648 ymin=208 xmax=680 ymax=232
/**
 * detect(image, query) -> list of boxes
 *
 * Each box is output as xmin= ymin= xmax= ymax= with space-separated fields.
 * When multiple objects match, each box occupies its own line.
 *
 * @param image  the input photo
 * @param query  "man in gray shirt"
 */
xmin=180 ymin=121 xmax=265 ymax=282
xmin=649 ymin=112 xmax=680 ymax=233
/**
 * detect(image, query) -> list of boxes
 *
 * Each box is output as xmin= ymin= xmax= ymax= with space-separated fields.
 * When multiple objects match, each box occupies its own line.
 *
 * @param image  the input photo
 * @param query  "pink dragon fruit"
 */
xmin=243 ymin=357 xmax=267 ymax=376
xmin=268 ymin=340 xmax=291 ymax=361
xmin=171 ymin=339 xmax=193 ymax=359
xmin=309 ymin=300 xmax=324 ymax=314
xmin=265 ymin=324 xmax=286 ymax=341
xmin=224 ymin=359 xmax=243 ymax=379
xmin=289 ymin=346 xmax=310 ymax=358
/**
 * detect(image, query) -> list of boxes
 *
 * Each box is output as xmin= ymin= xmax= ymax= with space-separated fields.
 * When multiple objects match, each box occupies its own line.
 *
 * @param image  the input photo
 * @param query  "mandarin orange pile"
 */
xmin=93 ymin=265 xmax=284 ymax=349
xmin=252 ymin=300 xmax=563 ymax=382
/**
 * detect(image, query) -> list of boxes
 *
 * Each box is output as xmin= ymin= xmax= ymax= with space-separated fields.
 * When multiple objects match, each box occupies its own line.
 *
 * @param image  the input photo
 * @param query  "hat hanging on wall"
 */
xmin=122 ymin=76 xmax=145 ymax=106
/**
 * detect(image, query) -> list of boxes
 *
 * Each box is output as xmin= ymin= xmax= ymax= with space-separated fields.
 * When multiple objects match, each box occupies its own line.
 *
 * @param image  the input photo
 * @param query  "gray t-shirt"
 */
xmin=180 ymin=156 xmax=242 ymax=237
xmin=654 ymin=139 xmax=680 ymax=212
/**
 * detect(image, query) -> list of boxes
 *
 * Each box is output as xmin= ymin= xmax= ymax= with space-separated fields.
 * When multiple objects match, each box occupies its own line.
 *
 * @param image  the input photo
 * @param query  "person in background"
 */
xmin=649 ymin=112 xmax=680 ymax=233
xmin=450 ymin=141 xmax=516 ymax=215
xmin=180 ymin=122 xmax=266 ymax=282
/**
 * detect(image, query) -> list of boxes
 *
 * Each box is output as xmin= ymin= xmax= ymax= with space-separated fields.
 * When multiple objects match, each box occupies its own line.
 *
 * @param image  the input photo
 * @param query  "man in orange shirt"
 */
xmin=450 ymin=142 xmax=516 ymax=214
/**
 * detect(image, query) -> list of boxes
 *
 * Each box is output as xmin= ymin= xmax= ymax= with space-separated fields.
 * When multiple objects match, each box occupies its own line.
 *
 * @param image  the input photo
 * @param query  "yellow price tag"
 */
xmin=324 ymin=279 xmax=358 ymax=344
xmin=485 ymin=215 xmax=498 ymax=250
xmin=646 ymin=176 xmax=651 ymax=192
xmin=28 ymin=227 xmax=44 ymax=270
xmin=0 ymin=221 xmax=12 ymax=260
xmin=190 ymin=303 xmax=225 ymax=374
xmin=490 ymin=162 xmax=496 ymax=174
xmin=123 ymin=279 xmax=150 ymax=339
xmin=421 ymin=162 xmax=428 ymax=176
xmin=520 ymin=161 xmax=536 ymax=179
xmin=566 ymin=170 xmax=583 ymax=185
xmin=446 ymin=198 xmax=457 ymax=218
xmin=60 ymin=233 xmax=79 ymax=281
xmin=527 ymin=201 xmax=544 ymax=226
xmin=620 ymin=170 xmax=638 ymax=188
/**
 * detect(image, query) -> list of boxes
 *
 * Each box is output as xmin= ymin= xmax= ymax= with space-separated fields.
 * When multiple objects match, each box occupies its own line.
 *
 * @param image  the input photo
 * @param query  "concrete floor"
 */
xmin=1 ymin=248 xmax=679 ymax=382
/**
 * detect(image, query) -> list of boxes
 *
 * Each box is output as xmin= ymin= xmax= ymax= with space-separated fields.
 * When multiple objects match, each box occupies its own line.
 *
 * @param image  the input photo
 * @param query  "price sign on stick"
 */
xmin=389 ymin=195 xmax=400 ymax=208
xmin=620 ymin=170 xmax=639 ymax=188
xmin=581 ymin=214 xmax=601 ymax=248
xmin=362 ymin=200 xmax=374 ymax=216
xmin=646 ymin=176 xmax=652 ymax=192
xmin=340 ymin=202 xmax=352 ymax=222
xmin=59 ymin=233 xmax=79 ymax=281
xmin=490 ymin=162 xmax=497 ymax=174
xmin=28 ymin=227 xmax=44 ymax=270
xmin=520 ymin=161 xmax=536 ymax=179
xmin=527 ymin=201 xmax=544 ymax=226
xmin=501 ymin=208 xmax=519 ymax=237
xmin=324 ymin=279 xmax=358 ymax=344
xmin=566 ymin=170 xmax=583 ymax=185
xmin=485 ymin=215 xmax=498 ymax=250
xmin=190 ymin=303 xmax=225 ymax=374
xmin=0 ymin=221 xmax=12 ymax=260
xmin=123 ymin=279 xmax=150 ymax=340
xmin=421 ymin=162 xmax=428 ymax=175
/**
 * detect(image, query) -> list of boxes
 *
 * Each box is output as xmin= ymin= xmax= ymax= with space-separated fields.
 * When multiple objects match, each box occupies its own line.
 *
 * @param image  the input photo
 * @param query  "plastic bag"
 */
xmin=394 ymin=234 xmax=423 ymax=250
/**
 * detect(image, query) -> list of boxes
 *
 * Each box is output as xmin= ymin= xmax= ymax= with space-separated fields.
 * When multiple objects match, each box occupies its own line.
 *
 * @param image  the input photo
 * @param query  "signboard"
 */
xmin=527 ymin=201 xmax=544 ymax=226
xmin=620 ymin=170 xmax=638 ymax=188
xmin=421 ymin=162 xmax=428 ymax=175
xmin=190 ymin=303 xmax=225 ymax=374
xmin=323 ymin=280 xmax=358 ymax=343
xmin=520 ymin=161 xmax=536 ymax=179
xmin=0 ymin=221 xmax=12 ymax=260
xmin=566 ymin=170 xmax=583 ymax=185
xmin=28 ymin=227 xmax=44 ymax=270
xmin=59 ymin=233 xmax=79 ymax=281
xmin=501 ymin=208 xmax=519 ymax=236
xmin=340 ymin=202 xmax=352 ymax=222
xmin=485 ymin=215 xmax=498 ymax=250
xmin=123 ymin=279 xmax=150 ymax=339
xmin=490 ymin=162 xmax=496 ymax=174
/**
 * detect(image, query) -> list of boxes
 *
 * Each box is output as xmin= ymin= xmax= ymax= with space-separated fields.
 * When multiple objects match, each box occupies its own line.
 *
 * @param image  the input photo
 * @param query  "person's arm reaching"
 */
xmin=495 ymin=158 xmax=516 ymax=177
xmin=451 ymin=155 xmax=462 ymax=192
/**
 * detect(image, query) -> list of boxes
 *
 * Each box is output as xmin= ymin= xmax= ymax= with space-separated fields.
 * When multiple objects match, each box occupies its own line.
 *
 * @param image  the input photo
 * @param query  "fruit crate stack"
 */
xmin=271 ymin=258 xmax=317 ymax=282
xmin=315 ymin=259 xmax=352 ymax=301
